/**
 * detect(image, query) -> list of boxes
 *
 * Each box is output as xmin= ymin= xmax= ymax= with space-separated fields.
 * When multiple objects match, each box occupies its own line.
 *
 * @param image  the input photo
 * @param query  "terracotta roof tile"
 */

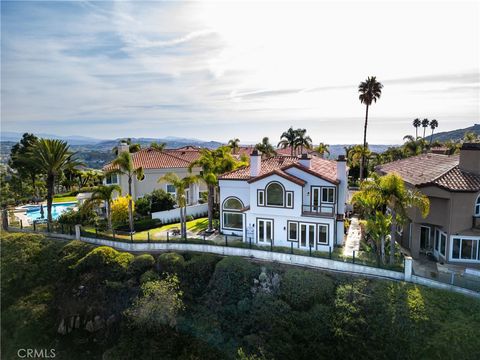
xmin=377 ymin=153 xmax=480 ymax=192
xmin=376 ymin=153 xmax=459 ymax=186
xmin=103 ymin=147 xmax=201 ymax=171
xmin=219 ymin=156 xmax=338 ymax=184
xmin=429 ymin=166 xmax=480 ymax=192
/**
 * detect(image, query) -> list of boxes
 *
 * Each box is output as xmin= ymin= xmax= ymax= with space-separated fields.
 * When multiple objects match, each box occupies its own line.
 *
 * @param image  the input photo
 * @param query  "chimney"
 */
xmin=250 ymin=150 xmax=261 ymax=177
xmin=459 ymin=143 xmax=480 ymax=175
xmin=336 ymin=155 xmax=347 ymax=214
xmin=299 ymin=153 xmax=311 ymax=168
xmin=118 ymin=141 xmax=129 ymax=154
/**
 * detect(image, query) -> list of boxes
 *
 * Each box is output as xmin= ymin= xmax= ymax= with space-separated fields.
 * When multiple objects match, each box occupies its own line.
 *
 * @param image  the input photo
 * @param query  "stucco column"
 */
xmin=410 ymin=223 xmax=421 ymax=258
xmin=75 ymin=224 xmax=81 ymax=240
xmin=191 ymin=183 xmax=199 ymax=204
xmin=404 ymin=256 xmax=413 ymax=281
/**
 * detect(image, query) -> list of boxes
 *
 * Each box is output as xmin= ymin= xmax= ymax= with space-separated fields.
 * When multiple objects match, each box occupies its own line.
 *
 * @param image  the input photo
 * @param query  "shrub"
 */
xmin=135 ymin=197 xmax=151 ymax=217
xmin=207 ymin=257 xmax=258 ymax=306
xmin=183 ymin=254 xmax=221 ymax=298
xmin=129 ymin=254 xmax=155 ymax=275
xmin=74 ymin=246 xmax=134 ymax=279
xmin=111 ymin=196 xmax=134 ymax=228
xmin=140 ymin=270 xmax=160 ymax=284
xmin=280 ymin=268 xmax=334 ymax=309
xmin=150 ymin=189 xmax=176 ymax=213
xmin=186 ymin=215 xmax=194 ymax=221
xmin=57 ymin=204 xmax=98 ymax=226
xmin=158 ymin=253 xmax=185 ymax=274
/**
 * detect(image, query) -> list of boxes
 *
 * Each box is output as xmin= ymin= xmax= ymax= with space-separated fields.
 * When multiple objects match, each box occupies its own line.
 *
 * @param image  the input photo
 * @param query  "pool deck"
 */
xmin=13 ymin=201 xmax=78 ymax=225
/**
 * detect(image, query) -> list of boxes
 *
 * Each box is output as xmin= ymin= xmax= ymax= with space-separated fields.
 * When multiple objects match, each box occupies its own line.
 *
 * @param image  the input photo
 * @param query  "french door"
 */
xmin=257 ymin=219 xmax=273 ymax=244
xmin=420 ymin=226 xmax=431 ymax=251
xmin=311 ymin=187 xmax=321 ymax=212
xmin=299 ymin=223 xmax=315 ymax=249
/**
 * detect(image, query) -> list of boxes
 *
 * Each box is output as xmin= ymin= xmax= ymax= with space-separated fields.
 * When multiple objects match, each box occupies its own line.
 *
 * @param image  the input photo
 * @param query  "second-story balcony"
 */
xmin=302 ymin=204 xmax=335 ymax=217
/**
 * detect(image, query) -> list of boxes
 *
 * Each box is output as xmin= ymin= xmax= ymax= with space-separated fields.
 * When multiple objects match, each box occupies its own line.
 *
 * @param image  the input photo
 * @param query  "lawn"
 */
xmin=53 ymin=196 xmax=78 ymax=203
xmin=83 ymin=217 xmax=209 ymax=241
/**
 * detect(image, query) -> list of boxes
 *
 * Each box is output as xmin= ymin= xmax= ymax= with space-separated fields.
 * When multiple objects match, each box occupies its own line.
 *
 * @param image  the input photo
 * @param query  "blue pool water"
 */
xmin=25 ymin=202 xmax=77 ymax=221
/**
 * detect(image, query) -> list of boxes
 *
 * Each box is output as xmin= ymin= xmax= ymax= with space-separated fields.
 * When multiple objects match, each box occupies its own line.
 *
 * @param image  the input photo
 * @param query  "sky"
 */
xmin=1 ymin=0 xmax=479 ymax=144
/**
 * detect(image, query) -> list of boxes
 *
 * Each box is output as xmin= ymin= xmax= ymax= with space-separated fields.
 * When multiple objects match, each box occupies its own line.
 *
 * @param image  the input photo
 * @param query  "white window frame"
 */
xmin=265 ymin=182 xmax=285 ymax=207
xmin=475 ymin=195 xmax=480 ymax=216
xmin=288 ymin=221 xmax=298 ymax=241
xmin=286 ymin=192 xmax=293 ymax=208
xmin=166 ymin=184 xmax=176 ymax=196
xmin=321 ymin=187 xmax=335 ymax=204
xmin=258 ymin=190 xmax=265 ymax=206
xmin=449 ymin=235 xmax=480 ymax=263
xmin=257 ymin=219 xmax=273 ymax=243
xmin=318 ymin=224 xmax=329 ymax=245
xmin=222 ymin=197 xmax=244 ymax=231
xmin=420 ymin=225 xmax=432 ymax=250
xmin=105 ymin=174 xmax=118 ymax=185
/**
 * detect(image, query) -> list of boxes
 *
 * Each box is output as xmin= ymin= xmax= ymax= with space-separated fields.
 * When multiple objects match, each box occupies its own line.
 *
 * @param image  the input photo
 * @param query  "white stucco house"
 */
xmin=102 ymin=144 xmax=207 ymax=205
xmin=218 ymin=151 xmax=348 ymax=252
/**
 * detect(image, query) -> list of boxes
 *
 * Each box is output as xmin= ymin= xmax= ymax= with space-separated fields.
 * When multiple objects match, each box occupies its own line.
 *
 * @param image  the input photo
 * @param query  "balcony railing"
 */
xmin=302 ymin=204 xmax=335 ymax=217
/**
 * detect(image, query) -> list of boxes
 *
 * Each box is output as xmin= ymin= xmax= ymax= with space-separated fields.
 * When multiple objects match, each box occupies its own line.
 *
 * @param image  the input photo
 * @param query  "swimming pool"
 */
xmin=25 ymin=202 xmax=77 ymax=222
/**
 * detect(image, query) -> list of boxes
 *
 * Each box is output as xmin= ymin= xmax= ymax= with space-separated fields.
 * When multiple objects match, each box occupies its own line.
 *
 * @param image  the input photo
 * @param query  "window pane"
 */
xmin=440 ymin=234 xmax=446 ymax=255
xmin=167 ymin=184 xmax=176 ymax=193
xmin=223 ymin=212 xmax=243 ymax=229
xmin=313 ymin=188 xmax=320 ymax=207
xmin=266 ymin=221 xmax=272 ymax=242
xmin=266 ymin=183 xmax=284 ymax=206
xmin=224 ymin=198 xmax=243 ymax=210
xmin=318 ymin=225 xmax=328 ymax=244
xmin=258 ymin=191 xmax=264 ymax=205
xmin=322 ymin=188 xmax=334 ymax=203
xmin=300 ymin=224 xmax=306 ymax=246
xmin=461 ymin=239 xmax=474 ymax=259
xmin=289 ymin=222 xmax=297 ymax=240
xmin=452 ymin=238 xmax=460 ymax=259
xmin=308 ymin=225 xmax=315 ymax=246
xmin=259 ymin=221 xmax=264 ymax=242
xmin=287 ymin=193 xmax=292 ymax=207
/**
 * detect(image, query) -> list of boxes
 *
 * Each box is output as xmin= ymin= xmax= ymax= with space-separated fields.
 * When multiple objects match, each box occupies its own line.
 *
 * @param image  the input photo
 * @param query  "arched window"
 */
xmin=266 ymin=182 xmax=284 ymax=206
xmin=223 ymin=197 xmax=243 ymax=210
xmin=222 ymin=197 xmax=244 ymax=230
xmin=475 ymin=195 xmax=480 ymax=217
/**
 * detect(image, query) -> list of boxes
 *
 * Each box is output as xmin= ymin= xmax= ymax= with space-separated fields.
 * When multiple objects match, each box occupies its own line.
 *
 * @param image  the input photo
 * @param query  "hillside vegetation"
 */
xmin=2 ymin=232 xmax=479 ymax=360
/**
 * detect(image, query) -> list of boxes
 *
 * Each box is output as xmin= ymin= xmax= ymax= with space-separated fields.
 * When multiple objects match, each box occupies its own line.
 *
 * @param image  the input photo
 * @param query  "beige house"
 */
xmin=102 ymin=144 xmax=207 ymax=205
xmin=377 ymin=143 xmax=480 ymax=266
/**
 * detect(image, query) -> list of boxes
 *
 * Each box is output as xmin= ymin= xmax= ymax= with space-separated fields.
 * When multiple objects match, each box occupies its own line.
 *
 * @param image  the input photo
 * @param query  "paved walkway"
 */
xmin=343 ymin=217 xmax=361 ymax=257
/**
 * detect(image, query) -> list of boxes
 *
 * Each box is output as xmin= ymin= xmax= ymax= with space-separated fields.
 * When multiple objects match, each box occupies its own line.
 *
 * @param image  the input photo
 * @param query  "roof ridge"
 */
xmin=429 ymin=163 xmax=460 ymax=184
xmin=163 ymin=151 xmax=195 ymax=165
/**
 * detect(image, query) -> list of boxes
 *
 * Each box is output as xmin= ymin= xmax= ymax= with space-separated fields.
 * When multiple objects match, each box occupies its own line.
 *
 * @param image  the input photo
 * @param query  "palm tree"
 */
xmin=360 ymin=173 xmax=430 ymax=264
xmin=463 ymin=131 xmax=480 ymax=143
xmin=278 ymin=127 xmax=297 ymax=156
xmin=87 ymin=185 xmax=122 ymax=230
xmin=314 ymin=143 xmax=330 ymax=158
xmin=188 ymin=147 xmax=240 ymax=232
xmin=412 ymin=118 xmax=421 ymax=139
xmin=421 ymin=118 xmax=430 ymax=139
xmin=158 ymin=173 xmax=197 ymax=239
xmin=228 ymin=138 xmax=240 ymax=154
xmin=294 ymin=128 xmax=312 ymax=155
xmin=28 ymin=139 xmax=80 ymax=222
xmin=402 ymin=135 xmax=425 ymax=156
xmin=150 ymin=142 xmax=166 ymax=151
xmin=358 ymin=76 xmax=383 ymax=181
xmin=255 ymin=137 xmax=276 ymax=158
xmin=429 ymin=119 xmax=438 ymax=147
xmin=108 ymin=151 xmax=144 ymax=233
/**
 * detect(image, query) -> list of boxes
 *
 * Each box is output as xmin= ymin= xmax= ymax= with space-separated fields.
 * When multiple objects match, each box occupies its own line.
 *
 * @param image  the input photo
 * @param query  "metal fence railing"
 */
xmin=413 ymin=266 xmax=480 ymax=293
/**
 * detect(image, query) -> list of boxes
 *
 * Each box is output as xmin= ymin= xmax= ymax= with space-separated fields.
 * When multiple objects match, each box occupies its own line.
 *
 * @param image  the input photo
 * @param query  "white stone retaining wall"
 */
xmin=152 ymin=204 xmax=208 ymax=223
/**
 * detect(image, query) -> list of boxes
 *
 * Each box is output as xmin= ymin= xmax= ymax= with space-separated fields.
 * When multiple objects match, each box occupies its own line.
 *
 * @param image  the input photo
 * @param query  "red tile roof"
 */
xmin=219 ymin=156 xmax=338 ymax=184
xmin=103 ymin=147 xmax=201 ymax=171
xmin=248 ymin=169 xmax=307 ymax=186
xmin=377 ymin=153 xmax=480 ymax=192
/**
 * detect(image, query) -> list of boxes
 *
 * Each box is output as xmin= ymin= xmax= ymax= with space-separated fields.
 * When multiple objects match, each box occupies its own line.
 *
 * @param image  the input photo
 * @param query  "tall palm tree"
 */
xmin=28 ymin=139 xmax=80 ymax=222
xmin=294 ymin=128 xmax=312 ymax=155
xmin=188 ymin=147 xmax=240 ymax=232
xmin=87 ymin=185 xmax=122 ymax=230
xmin=108 ymin=151 xmax=144 ymax=233
xmin=150 ymin=142 xmax=166 ymax=151
xmin=158 ymin=173 xmax=197 ymax=239
xmin=421 ymin=118 xmax=430 ymax=139
xmin=278 ymin=127 xmax=297 ymax=156
xmin=429 ymin=119 xmax=438 ymax=147
xmin=358 ymin=76 xmax=383 ymax=181
xmin=412 ymin=118 xmax=421 ymax=139
xmin=227 ymin=138 xmax=240 ymax=154
xmin=360 ymin=173 xmax=430 ymax=264
xmin=314 ymin=142 xmax=330 ymax=158
xmin=255 ymin=137 xmax=276 ymax=158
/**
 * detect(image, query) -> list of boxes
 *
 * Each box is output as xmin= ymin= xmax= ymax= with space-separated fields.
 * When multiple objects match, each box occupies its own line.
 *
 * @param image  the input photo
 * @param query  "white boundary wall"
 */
xmin=7 ymin=226 xmax=480 ymax=299
xmin=152 ymin=204 xmax=208 ymax=223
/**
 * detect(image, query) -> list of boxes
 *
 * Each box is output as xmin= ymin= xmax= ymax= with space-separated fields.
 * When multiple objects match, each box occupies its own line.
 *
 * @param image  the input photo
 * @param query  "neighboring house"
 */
xmin=377 ymin=143 xmax=480 ymax=265
xmin=102 ymin=144 xmax=207 ymax=205
xmin=218 ymin=151 xmax=348 ymax=252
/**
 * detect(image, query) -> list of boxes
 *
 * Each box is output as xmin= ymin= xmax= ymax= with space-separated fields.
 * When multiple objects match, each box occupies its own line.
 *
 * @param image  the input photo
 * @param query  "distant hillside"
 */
xmin=427 ymin=124 xmax=480 ymax=143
